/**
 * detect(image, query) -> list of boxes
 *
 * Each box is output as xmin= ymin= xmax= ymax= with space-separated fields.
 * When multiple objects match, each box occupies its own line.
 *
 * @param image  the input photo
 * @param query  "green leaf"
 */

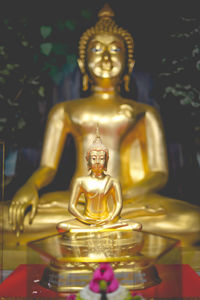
xmin=3 ymin=19 xmax=9 ymax=25
xmin=191 ymin=101 xmax=200 ymax=107
xmin=196 ymin=60 xmax=200 ymax=71
xmin=40 ymin=26 xmax=52 ymax=39
xmin=38 ymin=86 xmax=45 ymax=97
xmin=18 ymin=118 xmax=26 ymax=129
xmin=0 ymin=77 xmax=6 ymax=84
xmin=81 ymin=9 xmax=92 ymax=20
xmin=49 ymin=65 xmax=63 ymax=84
xmin=53 ymin=43 xmax=68 ymax=55
xmin=66 ymin=54 xmax=77 ymax=65
xmin=33 ymin=53 xmax=38 ymax=62
xmin=65 ymin=20 xmax=76 ymax=31
xmin=40 ymin=43 xmax=53 ymax=56
xmin=0 ymin=46 xmax=5 ymax=55
xmin=6 ymin=64 xmax=16 ymax=71
xmin=57 ymin=20 xmax=65 ymax=31
xmin=0 ymin=69 xmax=10 ymax=76
xmin=22 ymin=41 xmax=28 ymax=47
xmin=50 ymin=71 xmax=63 ymax=85
xmin=192 ymin=45 xmax=200 ymax=57
xmin=0 ymin=118 xmax=7 ymax=123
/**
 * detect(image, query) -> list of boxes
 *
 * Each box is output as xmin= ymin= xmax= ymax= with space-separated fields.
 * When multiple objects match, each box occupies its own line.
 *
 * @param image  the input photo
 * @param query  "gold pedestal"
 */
xmin=28 ymin=229 xmax=179 ymax=293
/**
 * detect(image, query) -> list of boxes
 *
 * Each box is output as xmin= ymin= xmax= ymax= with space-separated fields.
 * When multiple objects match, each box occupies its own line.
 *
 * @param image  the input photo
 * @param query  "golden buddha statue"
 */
xmin=7 ymin=4 xmax=200 ymax=246
xmin=57 ymin=125 xmax=142 ymax=232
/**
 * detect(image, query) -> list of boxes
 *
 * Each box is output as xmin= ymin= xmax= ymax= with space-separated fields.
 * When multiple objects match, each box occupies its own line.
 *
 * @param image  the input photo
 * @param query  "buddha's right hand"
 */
xmin=9 ymin=181 xmax=39 ymax=237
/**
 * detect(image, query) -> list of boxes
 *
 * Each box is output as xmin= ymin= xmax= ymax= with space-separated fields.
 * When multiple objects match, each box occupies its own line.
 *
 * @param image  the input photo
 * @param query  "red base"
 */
xmin=0 ymin=264 xmax=200 ymax=298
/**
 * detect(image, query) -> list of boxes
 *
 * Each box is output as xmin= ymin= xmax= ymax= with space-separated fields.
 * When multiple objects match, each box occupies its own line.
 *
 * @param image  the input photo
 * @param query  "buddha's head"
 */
xmin=86 ymin=125 xmax=109 ymax=175
xmin=78 ymin=4 xmax=135 ymax=92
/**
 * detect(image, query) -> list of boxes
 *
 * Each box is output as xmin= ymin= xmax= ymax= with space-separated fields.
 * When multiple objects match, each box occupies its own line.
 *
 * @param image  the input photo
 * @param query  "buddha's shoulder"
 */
xmin=121 ymin=97 xmax=160 ymax=116
xmin=48 ymin=99 xmax=83 ymax=116
xmin=48 ymin=97 xmax=160 ymax=119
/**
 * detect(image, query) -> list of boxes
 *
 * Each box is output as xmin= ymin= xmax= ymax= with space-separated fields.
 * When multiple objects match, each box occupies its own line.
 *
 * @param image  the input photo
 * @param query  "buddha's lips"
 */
xmin=92 ymin=164 xmax=104 ymax=170
xmin=102 ymin=62 xmax=112 ymax=71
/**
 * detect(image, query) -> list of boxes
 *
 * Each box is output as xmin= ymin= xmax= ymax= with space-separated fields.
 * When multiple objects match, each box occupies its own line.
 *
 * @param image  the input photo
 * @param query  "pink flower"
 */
xmin=107 ymin=277 xmax=119 ymax=293
xmin=89 ymin=263 xmax=119 ymax=293
xmin=89 ymin=280 xmax=100 ymax=293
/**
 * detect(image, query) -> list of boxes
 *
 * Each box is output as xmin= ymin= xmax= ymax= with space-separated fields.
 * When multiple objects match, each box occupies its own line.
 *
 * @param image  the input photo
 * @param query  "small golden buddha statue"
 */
xmin=7 ymin=4 xmax=200 ymax=245
xmin=57 ymin=125 xmax=142 ymax=232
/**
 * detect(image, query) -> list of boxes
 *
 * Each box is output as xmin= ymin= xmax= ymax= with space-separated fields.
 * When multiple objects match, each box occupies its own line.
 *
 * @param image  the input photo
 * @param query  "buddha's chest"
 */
xmin=82 ymin=177 xmax=111 ymax=195
xmin=70 ymin=102 xmax=140 ymax=140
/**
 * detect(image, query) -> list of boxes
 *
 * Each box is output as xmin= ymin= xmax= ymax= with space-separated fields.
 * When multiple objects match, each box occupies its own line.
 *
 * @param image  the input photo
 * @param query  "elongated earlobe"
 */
xmin=123 ymin=74 xmax=130 ymax=92
xmin=128 ymin=59 xmax=135 ymax=74
xmin=83 ymin=74 xmax=89 ymax=91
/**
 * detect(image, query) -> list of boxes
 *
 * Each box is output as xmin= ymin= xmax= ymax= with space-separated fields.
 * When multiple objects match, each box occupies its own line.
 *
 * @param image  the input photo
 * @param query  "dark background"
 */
xmin=1 ymin=0 xmax=200 ymax=204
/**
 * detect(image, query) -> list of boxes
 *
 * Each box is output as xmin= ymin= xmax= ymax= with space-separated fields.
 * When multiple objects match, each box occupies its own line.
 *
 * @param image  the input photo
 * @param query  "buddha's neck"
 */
xmin=91 ymin=85 xmax=120 ymax=100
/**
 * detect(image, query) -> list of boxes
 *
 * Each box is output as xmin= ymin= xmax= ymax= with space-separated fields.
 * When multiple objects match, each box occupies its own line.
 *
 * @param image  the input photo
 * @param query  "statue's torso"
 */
xmin=63 ymin=95 xmax=145 ymax=181
xmin=79 ymin=175 xmax=112 ymax=219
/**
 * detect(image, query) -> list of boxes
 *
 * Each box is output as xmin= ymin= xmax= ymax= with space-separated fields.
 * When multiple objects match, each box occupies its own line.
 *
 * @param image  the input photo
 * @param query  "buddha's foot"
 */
xmin=101 ymin=219 xmax=142 ymax=231
xmin=57 ymin=222 xmax=71 ymax=233
xmin=143 ymin=205 xmax=165 ymax=215
xmin=127 ymin=222 xmax=142 ymax=231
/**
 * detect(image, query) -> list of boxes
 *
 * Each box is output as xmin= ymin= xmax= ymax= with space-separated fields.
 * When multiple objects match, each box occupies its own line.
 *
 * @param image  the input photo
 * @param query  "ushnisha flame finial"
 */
xmin=96 ymin=123 xmax=100 ymax=138
xmin=97 ymin=3 xmax=115 ymax=19
xmin=86 ymin=124 xmax=109 ymax=161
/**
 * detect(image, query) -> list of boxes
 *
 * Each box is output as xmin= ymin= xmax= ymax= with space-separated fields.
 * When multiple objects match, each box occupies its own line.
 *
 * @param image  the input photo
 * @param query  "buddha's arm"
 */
xmin=9 ymin=103 xmax=70 ymax=234
xmin=68 ymin=179 xmax=94 ymax=224
xmin=110 ymin=179 xmax=123 ymax=221
xmin=98 ymin=179 xmax=123 ymax=225
xmin=123 ymin=107 xmax=168 ymax=200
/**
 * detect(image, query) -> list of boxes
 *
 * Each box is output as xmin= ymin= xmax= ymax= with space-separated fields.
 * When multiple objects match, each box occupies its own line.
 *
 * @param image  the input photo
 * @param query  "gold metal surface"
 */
xmin=5 ymin=3 xmax=200 ymax=245
xmin=28 ymin=230 xmax=179 ymax=292
xmin=57 ymin=128 xmax=142 ymax=232
xmin=39 ymin=262 xmax=161 ymax=292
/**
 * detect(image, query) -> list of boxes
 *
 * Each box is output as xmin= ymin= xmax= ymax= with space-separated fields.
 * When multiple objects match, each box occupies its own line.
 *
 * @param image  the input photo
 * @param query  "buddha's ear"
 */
xmin=77 ymin=58 xmax=84 ymax=74
xmin=128 ymin=59 xmax=135 ymax=74
xmin=78 ymin=58 xmax=89 ymax=91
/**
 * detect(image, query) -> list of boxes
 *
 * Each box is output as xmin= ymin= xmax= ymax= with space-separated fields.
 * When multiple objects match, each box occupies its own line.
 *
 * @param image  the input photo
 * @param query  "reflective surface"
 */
xmin=28 ymin=230 xmax=178 ymax=263
xmin=29 ymin=230 xmax=145 ymax=263
xmin=28 ymin=230 xmax=179 ymax=292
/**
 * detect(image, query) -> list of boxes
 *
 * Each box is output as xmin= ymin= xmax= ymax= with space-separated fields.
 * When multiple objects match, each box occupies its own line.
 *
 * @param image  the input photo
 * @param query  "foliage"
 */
xmin=0 ymin=9 xmax=92 ymax=147
xmin=157 ymin=16 xmax=200 ymax=145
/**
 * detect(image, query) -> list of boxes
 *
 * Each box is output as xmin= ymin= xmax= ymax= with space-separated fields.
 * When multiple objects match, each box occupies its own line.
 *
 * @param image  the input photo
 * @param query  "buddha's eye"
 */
xmin=91 ymin=47 xmax=102 ymax=53
xmin=110 ymin=47 xmax=121 ymax=53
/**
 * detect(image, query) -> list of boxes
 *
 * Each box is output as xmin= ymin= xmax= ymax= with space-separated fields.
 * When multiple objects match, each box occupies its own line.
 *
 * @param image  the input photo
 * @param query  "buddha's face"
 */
xmin=87 ymin=33 xmax=126 ymax=83
xmin=89 ymin=150 xmax=107 ymax=175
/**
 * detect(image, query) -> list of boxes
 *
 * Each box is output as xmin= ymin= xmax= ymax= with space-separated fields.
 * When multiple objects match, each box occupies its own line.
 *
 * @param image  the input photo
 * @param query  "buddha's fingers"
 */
xmin=12 ymin=202 xmax=21 ymax=231
xmin=18 ymin=203 xmax=27 ymax=232
xmin=29 ymin=200 xmax=38 ymax=224
xmin=16 ymin=204 xmax=24 ymax=237
xmin=8 ymin=202 xmax=15 ymax=225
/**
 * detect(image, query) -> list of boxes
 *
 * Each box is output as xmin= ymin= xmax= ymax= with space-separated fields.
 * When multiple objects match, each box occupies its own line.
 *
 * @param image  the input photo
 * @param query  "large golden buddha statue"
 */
xmin=7 ymin=4 xmax=200 ymax=246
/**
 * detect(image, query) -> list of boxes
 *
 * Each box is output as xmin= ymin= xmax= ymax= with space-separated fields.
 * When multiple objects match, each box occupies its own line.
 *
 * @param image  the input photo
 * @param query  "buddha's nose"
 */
xmin=102 ymin=50 xmax=111 ymax=61
xmin=102 ymin=50 xmax=112 ymax=70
